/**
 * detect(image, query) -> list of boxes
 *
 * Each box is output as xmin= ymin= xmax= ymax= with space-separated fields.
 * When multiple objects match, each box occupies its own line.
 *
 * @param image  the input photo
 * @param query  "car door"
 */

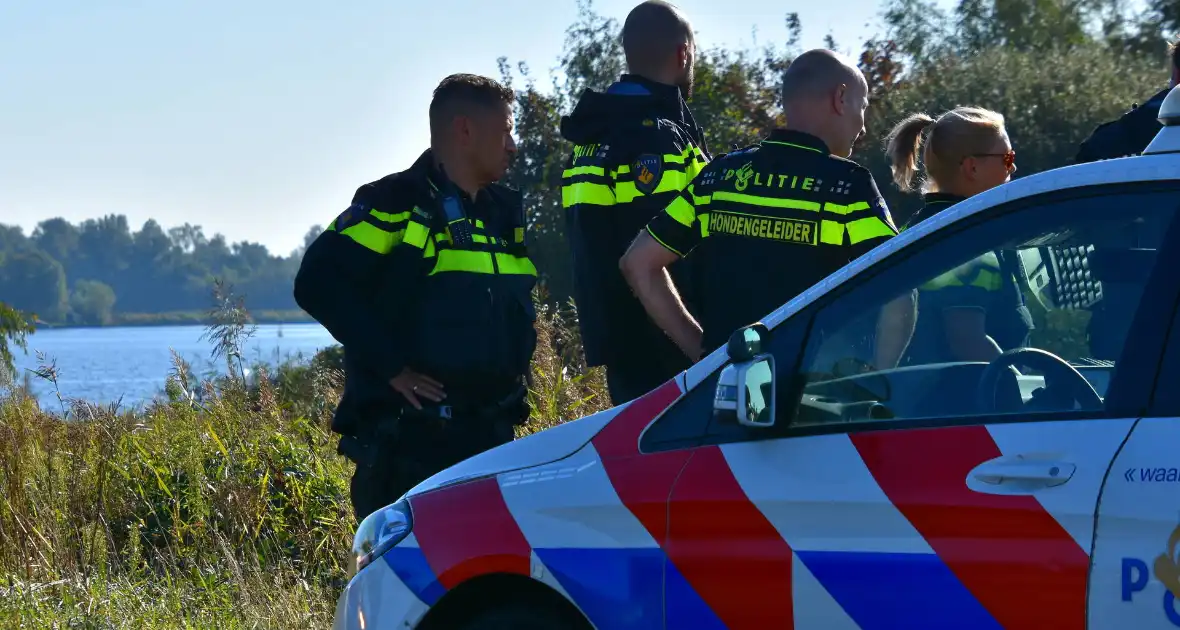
xmin=1088 ymin=239 xmax=1180 ymax=630
xmin=658 ymin=182 xmax=1180 ymax=629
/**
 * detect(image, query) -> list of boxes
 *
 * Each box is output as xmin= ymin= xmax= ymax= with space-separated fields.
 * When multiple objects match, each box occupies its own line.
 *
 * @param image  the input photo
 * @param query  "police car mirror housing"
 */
xmin=727 ymin=322 xmax=771 ymax=363
xmin=713 ymin=354 xmax=777 ymax=429
xmin=1143 ymin=85 xmax=1180 ymax=155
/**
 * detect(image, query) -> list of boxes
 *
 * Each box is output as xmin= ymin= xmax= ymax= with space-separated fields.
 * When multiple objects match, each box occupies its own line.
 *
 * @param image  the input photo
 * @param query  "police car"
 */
xmin=334 ymin=87 xmax=1180 ymax=630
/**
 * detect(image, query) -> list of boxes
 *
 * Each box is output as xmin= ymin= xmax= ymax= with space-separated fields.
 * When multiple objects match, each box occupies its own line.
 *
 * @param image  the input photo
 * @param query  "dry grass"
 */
xmin=0 ymin=291 xmax=608 ymax=628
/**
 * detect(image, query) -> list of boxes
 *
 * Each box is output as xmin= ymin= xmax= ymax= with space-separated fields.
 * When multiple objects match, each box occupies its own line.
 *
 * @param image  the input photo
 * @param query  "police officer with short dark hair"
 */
xmin=294 ymin=73 xmax=535 ymax=521
xmin=1075 ymin=40 xmax=1180 ymax=163
xmin=621 ymin=49 xmax=903 ymax=363
xmin=560 ymin=0 xmax=711 ymax=405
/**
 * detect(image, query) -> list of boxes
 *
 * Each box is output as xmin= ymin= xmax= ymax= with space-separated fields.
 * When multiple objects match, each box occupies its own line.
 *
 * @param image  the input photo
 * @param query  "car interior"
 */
xmin=792 ymin=216 xmax=1164 ymax=427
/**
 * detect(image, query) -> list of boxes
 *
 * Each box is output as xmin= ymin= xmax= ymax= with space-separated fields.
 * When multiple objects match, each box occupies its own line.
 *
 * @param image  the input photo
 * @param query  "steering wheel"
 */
xmin=975 ymin=347 xmax=1103 ymax=414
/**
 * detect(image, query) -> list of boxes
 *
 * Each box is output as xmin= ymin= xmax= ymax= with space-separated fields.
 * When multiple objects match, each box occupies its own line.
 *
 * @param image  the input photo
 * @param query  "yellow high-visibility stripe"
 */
xmin=971 ymin=269 xmax=1002 ymax=290
xmin=370 ymin=209 xmax=411 ymax=223
xmin=495 ymin=253 xmax=537 ymax=275
xmin=404 ymin=221 xmax=430 ymax=249
xmin=563 ymin=165 xmax=608 ymax=178
xmin=666 ymin=195 xmax=697 ymax=227
xmin=563 ymin=182 xmax=615 ymax=207
xmin=922 ymin=268 xmax=1002 ymax=292
xmin=614 ymin=146 xmax=701 ymax=172
xmin=847 ymin=216 xmax=895 ymax=244
xmin=822 ymin=201 xmax=871 ymax=215
xmin=429 ymin=249 xmax=537 ymax=276
xmin=563 ymin=143 xmax=708 ymax=209
xmin=340 ymin=222 xmax=404 ymax=254
xmin=921 ymin=253 xmax=1003 ymax=291
xmin=820 ymin=220 xmax=844 ymax=245
xmin=616 ymin=170 xmax=690 ymax=201
xmin=712 ymin=191 xmax=822 ymax=211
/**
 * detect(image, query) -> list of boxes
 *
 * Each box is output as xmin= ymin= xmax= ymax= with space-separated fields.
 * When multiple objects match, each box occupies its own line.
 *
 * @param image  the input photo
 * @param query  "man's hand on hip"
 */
xmin=390 ymin=368 xmax=446 ymax=410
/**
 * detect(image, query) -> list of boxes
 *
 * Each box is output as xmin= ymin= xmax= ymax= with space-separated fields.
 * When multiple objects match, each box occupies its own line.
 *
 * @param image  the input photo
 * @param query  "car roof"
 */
xmin=683 ymin=147 xmax=1180 ymax=391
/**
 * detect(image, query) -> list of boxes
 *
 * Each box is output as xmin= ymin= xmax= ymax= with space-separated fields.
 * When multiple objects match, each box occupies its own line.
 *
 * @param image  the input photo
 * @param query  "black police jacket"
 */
xmin=559 ymin=74 xmax=711 ymax=368
xmin=1075 ymin=87 xmax=1170 ymax=163
xmin=293 ymin=150 xmax=537 ymax=435
xmin=644 ymin=129 xmax=899 ymax=353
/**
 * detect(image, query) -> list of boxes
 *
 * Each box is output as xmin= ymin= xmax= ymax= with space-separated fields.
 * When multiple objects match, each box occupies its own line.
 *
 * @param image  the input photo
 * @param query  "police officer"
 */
xmin=294 ymin=73 xmax=536 ymax=521
xmin=884 ymin=107 xmax=1032 ymax=365
xmin=560 ymin=0 xmax=711 ymax=405
xmin=1075 ymin=40 xmax=1180 ymax=163
xmin=620 ymin=49 xmax=903 ymax=362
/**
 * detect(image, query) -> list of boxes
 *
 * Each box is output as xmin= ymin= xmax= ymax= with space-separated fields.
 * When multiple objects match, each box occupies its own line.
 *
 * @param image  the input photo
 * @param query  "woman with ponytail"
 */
xmin=886 ymin=107 xmax=1016 ymax=229
xmin=883 ymin=107 xmax=1032 ymax=365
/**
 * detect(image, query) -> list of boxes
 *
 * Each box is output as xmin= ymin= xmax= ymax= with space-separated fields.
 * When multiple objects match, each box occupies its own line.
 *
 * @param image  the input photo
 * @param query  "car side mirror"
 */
xmin=727 ymin=322 xmax=771 ymax=363
xmin=714 ymin=324 xmax=777 ymax=428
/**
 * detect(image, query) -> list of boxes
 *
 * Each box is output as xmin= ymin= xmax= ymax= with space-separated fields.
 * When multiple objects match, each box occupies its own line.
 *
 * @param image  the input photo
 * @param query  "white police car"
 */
xmin=334 ymin=87 xmax=1180 ymax=629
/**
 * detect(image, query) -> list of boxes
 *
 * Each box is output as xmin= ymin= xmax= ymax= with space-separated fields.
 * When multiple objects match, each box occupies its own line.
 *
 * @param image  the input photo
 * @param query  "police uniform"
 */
xmin=1075 ymin=87 xmax=1169 ymax=163
xmin=900 ymin=193 xmax=1034 ymax=365
xmin=560 ymin=74 xmax=712 ymax=405
xmin=643 ymin=129 xmax=898 ymax=353
xmin=293 ymin=149 xmax=536 ymax=521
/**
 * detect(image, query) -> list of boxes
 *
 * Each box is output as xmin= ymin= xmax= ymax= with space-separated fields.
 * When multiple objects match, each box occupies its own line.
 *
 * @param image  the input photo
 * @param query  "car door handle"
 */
xmin=969 ymin=458 xmax=1077 ymax=487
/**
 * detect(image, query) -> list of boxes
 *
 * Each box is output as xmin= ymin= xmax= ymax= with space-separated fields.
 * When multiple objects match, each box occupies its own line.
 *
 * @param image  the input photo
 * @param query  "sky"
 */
xmin=0 ymin=0 xmax=954 ymax=257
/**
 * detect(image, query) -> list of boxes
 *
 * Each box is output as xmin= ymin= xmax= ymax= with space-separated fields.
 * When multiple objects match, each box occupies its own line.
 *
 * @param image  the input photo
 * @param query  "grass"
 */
xmin=0 ymin=289 xmax=610 ymax=629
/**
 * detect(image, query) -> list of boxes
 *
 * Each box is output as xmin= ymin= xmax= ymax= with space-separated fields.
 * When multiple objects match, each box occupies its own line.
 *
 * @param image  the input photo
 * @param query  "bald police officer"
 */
xmin=621 ymin=49 xmax=911 ymax=368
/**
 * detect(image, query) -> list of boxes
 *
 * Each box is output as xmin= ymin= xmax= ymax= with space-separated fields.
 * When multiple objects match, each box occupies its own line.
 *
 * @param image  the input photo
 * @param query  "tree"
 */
xmin=0 ymin=249 xmax=68 ymax=322
xmin=70 ymin=280 xmax=117 ymax=326
xmin=0 ymin=215 xmax=308 ymax=321
xmin=856 ymin=0 xmax=1164 ymax=223
xmin=0 ymin=301 xmax=34 ymax=380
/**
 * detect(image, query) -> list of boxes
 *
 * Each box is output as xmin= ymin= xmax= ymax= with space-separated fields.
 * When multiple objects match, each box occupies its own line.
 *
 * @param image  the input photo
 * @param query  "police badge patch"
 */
xmin=334 ymin=203 xmax=366 ymax=231
xmin=633 ymin=154 xmax=663 ymax=195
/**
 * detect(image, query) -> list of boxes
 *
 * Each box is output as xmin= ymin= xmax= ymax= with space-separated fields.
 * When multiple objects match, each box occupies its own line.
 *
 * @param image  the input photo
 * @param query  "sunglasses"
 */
xmin=972 ymin=150 xmax=1016 ymax=170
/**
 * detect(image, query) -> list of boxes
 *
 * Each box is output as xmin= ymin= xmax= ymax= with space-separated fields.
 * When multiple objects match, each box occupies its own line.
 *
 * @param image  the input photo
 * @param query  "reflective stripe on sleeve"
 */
xmin=847 ymin=216 xmax=895 ymax=245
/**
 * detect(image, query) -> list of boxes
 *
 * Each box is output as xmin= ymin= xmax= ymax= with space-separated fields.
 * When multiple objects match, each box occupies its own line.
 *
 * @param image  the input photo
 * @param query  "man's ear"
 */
xmin=832 ymin=83 xmax=848 ymax=115
xmin=677 ymin=42 xmax=689 ymax=69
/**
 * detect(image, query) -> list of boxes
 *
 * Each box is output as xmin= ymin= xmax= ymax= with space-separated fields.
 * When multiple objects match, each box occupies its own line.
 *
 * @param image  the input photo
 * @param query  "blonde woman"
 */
xmin=884 ymin=107 xmax=1032 ymax=365
xmin=888 ymin=107 xmax=1016 ymax=229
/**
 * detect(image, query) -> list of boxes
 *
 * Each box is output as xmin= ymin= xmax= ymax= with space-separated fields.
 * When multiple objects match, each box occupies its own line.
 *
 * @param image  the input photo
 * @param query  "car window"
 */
xmin=787 ymin=186 xmax=1178 ymax=430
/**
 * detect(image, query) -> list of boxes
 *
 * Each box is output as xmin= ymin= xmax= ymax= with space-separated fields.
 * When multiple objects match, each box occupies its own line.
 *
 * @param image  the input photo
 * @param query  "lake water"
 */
xmin=7 ymin=324 xmax=338 ymax=411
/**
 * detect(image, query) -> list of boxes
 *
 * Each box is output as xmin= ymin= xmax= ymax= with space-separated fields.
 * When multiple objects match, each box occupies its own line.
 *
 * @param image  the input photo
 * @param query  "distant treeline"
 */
xmin=0 ymin=216 xmax=321 ymax=326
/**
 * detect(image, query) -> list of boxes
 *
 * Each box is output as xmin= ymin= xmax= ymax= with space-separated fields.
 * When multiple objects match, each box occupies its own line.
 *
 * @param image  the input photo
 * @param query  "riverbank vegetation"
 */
xmin=0 ymin=288 xmax=608 ymax=628
xmin=1 ymin=0 xmax=1177 ymax=625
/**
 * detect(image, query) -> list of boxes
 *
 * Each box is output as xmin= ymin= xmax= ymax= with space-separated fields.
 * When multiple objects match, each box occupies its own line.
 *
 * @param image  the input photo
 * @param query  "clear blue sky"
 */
xmin=0 ymin=0 xmax=952 ymax=257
